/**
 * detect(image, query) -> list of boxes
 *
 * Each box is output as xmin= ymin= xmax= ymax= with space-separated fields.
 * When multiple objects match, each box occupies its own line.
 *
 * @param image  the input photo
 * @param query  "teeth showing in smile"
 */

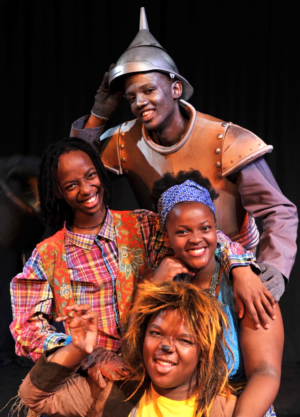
xmin=155 ymin=359 xmax=175 ymax=366
xmin=188 ymin=248 xmax=205 ymax=255
xmin=84 ymin=195 xmax=97 ymax=204
xmin=142 ymin=110 xmax=154 ymax=117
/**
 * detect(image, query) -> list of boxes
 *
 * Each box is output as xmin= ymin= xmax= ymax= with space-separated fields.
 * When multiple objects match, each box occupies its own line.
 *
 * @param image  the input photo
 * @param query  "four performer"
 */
xmin=8 ymin=7 xmax=298 ymax=417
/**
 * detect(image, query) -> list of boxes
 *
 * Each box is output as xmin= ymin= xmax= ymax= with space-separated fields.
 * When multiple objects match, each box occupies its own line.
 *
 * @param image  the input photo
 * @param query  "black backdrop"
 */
xmin=0 ymin=1 xmax=299 ymax=362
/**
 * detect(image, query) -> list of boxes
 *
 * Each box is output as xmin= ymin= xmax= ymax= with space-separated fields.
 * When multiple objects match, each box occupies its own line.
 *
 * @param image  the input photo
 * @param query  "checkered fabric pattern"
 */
xmin=264 ymin=405 xmax=276 ymax=416
xmin=10 ymin=209 xmax=257 ymax=362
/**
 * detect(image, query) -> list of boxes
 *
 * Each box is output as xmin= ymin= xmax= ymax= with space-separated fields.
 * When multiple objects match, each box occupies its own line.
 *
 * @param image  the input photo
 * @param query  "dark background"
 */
xmin=0 ymin=0 xmax=299 ymax=364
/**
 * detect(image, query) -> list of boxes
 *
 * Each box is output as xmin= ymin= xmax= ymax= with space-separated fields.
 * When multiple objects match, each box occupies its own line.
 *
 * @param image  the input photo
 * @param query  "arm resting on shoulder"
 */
xmin=233 ymin=303 xmax=284 ymax=417
xmin=216 ymin=230 xmax=260 ymax=277
xmin=216 ymin=231 xmax=277 ymax=329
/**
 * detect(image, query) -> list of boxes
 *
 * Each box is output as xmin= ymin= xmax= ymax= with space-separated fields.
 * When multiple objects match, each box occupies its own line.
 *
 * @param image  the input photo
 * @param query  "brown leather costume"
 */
xmin=70 ymin=7 xmax=297 ymax=280
xmin=100 ymin=100 xmax=272 ymax=250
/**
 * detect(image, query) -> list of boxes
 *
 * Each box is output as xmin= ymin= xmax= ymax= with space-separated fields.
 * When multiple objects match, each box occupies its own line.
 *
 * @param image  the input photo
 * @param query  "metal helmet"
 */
xmin=109 ymin=7 xmax=194 ymax=101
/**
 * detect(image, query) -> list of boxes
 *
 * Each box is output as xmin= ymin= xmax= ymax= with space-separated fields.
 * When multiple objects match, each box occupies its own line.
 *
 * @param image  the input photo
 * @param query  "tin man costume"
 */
xmin=71 ymin=7 xmax=298 ymax=290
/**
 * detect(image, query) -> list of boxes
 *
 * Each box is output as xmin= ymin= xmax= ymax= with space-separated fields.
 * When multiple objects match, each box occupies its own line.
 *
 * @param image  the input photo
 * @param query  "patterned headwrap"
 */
xmin=157 ymin=179 xmax=216 ymax=226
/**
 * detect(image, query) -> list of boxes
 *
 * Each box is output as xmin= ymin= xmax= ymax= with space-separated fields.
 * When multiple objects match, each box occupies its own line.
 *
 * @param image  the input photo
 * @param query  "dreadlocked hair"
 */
xmin=122 ymin=280 xmax=232 ymax=417
xmin=38 ymin=137 xmax=110 ymax=232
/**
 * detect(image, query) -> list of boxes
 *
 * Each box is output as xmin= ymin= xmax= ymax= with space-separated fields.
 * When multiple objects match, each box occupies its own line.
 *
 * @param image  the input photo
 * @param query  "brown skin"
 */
xmin=44 ymin=199 xmax=282 ymax=415
xmin=51 ymin=305 xmax=200 ymax=403
xmin=143 ymin=308 xmax=199 ymax=401
xmin=124 ymin=72 xmax=188 ymax=147
xmin=151 ymin=201 xmax=283 ymax=417
xmin=233 ymin=305 xmax=283 ymax=417
xmin=56 ymin=150 xmax=107 ymax=234
xmin=84 ymin=114 xmax=106 ymax=128
xmin=152 ymin=202 xmax=275 ymax=329
xmin=231 ymin=267 xmax=276 ymax=328
xmin=153 ymin=204 xmax=219 ymax=292
xmin=165 ymin=202 xmax=218 ymax=286
xmin=84 ymin=72 xmax=188 ymax=146
xmin=84 ymin=70 xmax=276 ymax=329
xmin=50 ymin=304 xmax=98 ymax=367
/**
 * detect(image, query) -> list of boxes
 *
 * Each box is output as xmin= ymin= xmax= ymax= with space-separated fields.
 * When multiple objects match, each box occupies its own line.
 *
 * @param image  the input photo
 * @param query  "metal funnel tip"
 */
xmin=139 ymin=7 xmax=149 ymax=30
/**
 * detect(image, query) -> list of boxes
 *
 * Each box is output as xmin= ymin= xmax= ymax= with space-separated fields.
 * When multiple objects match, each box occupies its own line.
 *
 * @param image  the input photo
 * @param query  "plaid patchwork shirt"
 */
xmin=10 ymin=209 xmax=257 ymax=362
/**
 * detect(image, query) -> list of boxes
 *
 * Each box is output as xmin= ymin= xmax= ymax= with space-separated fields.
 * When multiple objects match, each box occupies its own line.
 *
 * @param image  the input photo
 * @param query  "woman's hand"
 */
xmin=231 ymin=266 xmax=275 ymax=329
xmin=56 ymin=304 xmax=98 ymax=354
xmin=151 ymin=256 xmax=190 ymax=283
xmin=48 ymin=304 xmax=98 ymax=368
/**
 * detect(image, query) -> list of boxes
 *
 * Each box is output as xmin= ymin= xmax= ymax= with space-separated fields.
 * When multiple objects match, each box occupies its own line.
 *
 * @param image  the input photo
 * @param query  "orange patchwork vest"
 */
xmin=36 ymin=211 xmax=151 ymax=334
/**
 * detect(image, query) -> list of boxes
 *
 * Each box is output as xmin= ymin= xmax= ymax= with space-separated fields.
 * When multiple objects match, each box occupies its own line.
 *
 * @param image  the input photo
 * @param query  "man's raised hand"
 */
xmin=91 ymin=64 xmax=123 ymax=120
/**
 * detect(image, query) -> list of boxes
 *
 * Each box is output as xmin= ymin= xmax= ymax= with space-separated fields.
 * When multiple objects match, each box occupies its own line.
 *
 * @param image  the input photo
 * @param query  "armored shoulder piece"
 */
xmin=222 ymin=123 xmax=273 ymax=176
xmin=99 ymin=119 xmax=143 ymax=175
xmin=100 ymin=125 xmax=123 ymax=175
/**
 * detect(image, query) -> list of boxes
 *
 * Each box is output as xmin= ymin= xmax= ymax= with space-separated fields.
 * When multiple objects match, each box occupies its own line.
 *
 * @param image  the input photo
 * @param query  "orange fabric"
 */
xmin=37 ymin=211 xmax=150 ymax=334
xmin=112 ymin=211 xmax=150 ymax=322
xmin=37 ymin=229 xmax=74 ymax=334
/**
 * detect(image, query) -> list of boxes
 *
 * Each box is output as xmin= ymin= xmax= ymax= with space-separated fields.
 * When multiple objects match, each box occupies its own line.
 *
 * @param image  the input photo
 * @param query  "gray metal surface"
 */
xmin=109 ymin=7 xmax=194 ymax=101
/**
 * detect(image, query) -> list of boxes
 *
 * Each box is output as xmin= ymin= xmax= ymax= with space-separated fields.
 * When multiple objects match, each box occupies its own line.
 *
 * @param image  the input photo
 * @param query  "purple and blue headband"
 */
xmin=157 ymin=179 xmax=215 ymax=226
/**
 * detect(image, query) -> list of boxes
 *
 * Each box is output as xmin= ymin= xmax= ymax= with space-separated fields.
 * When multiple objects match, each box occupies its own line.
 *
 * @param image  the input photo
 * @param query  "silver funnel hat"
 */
xmin=109 ymin=7 xmax=194 ymax=101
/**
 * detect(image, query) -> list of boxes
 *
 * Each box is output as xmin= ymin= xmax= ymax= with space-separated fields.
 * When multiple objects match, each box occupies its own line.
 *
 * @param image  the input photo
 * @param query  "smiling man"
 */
xmin=123 ymin=72 xmax=188 ymax=148
xmin=71 ymin=8 xmax=298 ymax=305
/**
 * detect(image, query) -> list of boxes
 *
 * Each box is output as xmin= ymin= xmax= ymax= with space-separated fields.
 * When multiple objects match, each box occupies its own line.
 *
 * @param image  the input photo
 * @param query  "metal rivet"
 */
xmin=121 ymin=157 xmax=126 ymax=163
xmin=124 ymin=169 xmax=128 ymax=174
xmin=218 ymin=173 xmax=222 ymax=178
xmin=215 ymin=148 xmax=221 ymax=154
xmin=217 ymin=133 xmax=223 ymax=139
xmin=121 ymin=132 xmax=125 ymax=136
xmin=221 ymin=122 xmax=227 ymax=127
xmin=215 ymin=162 xmax=221 ymax=168
xmin=120 ymin=144 xmax=125 ymax=150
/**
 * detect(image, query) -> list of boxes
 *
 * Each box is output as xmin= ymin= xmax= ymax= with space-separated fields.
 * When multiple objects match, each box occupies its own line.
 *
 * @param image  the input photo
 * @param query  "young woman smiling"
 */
xmin=10 ymin=137 xmax=175 ymax=366
xmin=148 ymin=170 xmax=284 ymax=417
xmin=123 ymin=281 xmax=236 ymax=417
xmin=19 ymin=281 xmax=237 ymax=417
